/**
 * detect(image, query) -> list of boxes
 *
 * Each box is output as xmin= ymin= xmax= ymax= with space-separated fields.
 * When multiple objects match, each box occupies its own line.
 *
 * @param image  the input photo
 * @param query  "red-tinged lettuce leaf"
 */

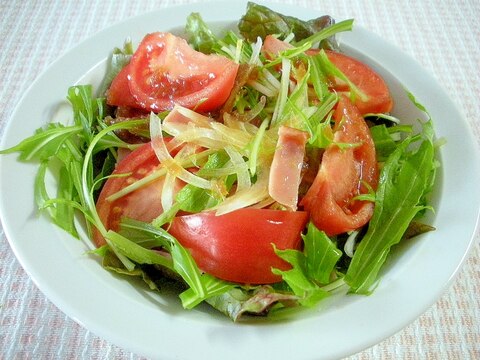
xmin=206 ymin=286 xmax=298 ymax=321
xmin=238 ymin=1 xmax=337 ymax=49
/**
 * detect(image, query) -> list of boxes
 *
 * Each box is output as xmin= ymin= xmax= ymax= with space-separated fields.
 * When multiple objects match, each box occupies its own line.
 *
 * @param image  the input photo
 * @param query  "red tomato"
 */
xmin=106 ymin=65 xmax=139 ymax=109
xmin=168 ymin=209 xmax=309 ymax=284
xmin=93 ymin=142 xmax=182 ymax=247
xmin=262 ymin=35 xmax=292 ymax=59
xmin=325 ymin=50 xmax=393 ymax=114
xmin=107 ymin=32 xmax=239 ymax=113
xmin=262 ymin=35 xmax=393 ymax=115
xmin=300 ymin=95 xmax=378 ymax=236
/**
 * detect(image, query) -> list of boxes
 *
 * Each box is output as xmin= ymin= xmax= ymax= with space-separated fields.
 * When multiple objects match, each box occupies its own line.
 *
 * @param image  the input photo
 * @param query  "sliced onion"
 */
xmin=249 ymin=37 xmax=263 ymax=65
xmin=247 ymin=79 xmax=277 ymax=97
xmin=249 ymin=196 xmax=276 ymax=209
xmin=261 ymin=68 xmax=281 ymax=90
xmin=248 ymin=118 xmax=269 ymax=176
xmin=209 ymin=122 xmax=251 ymax=149
xmin=344 ymin=230 xmax=360 ymax=258
xmin=223 ymin=113 xmax=262 ymax=136
xmin=161 ymin=171 xmax=176 ymax=212
xmin=176 ymin=106 xmax=213 ymax=128
xmin=200 ymin=164 xmax=249 ymax=178
xmin=150 ymin=112 xmax=212 ymax=190
xmin=235 ymin=95 xmax=266 ymax=123
xmin=224 ymin=146 xmax=251 ymax=192
xmin=214 ymin=168 xmax=270 ymax=216
xmin=162 ymin=106 xmax=192 ymax=136
xmin=223 ymin=113 xmax=247 ymax=131
xmin=161 ymin=143 xmax=200 ymax=212
xmin=163 ymin=105 xmax=252 ymax=151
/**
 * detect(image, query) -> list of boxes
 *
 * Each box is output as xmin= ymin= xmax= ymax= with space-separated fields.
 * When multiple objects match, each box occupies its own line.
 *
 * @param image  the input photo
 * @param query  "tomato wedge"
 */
xmin=107 ymin=32 xmax=239 ymax=113
xmin=325 ymin=50 xmax=393 ymax=114
xmin=93 ymin=142 xmax=182 ymax=247
xmin=169 ymin=209 xmax=309 ymax=284
xmin=106 ymin=65 xmax=139 ymax=109
xmin=300 ymin=95 xmax=378 ymax=236
xmin=262 ymin=35 xmax=393 ymax=115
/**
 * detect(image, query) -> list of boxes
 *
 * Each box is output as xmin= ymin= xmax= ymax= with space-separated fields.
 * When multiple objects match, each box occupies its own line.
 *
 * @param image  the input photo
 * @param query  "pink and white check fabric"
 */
xmin=1 ymin=0 xmax=479 ymax=358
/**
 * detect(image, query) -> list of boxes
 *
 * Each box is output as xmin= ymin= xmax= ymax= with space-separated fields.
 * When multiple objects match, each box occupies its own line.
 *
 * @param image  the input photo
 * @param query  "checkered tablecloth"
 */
xmin=1 ymin=0 xmax=479 ymax=358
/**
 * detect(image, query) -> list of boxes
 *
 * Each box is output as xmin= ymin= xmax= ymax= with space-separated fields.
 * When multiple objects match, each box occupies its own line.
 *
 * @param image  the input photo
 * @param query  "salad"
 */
xmin=0 ymin=2 xmax=438 ymax=321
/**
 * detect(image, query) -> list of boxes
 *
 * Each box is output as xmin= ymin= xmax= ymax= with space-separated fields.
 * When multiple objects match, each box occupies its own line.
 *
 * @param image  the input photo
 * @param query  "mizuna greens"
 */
xmin=0 ymin=2 xmax=438 ymax=321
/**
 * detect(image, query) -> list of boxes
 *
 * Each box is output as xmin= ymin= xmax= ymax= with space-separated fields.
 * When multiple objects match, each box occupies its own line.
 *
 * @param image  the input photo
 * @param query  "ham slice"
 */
xmin=269 ymin=126 xmax=309 ymax=211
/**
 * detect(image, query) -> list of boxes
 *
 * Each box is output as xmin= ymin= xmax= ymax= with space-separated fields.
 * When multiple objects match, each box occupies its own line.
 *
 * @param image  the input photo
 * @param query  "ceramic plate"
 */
xmin=1 ymin=1 xmax=479 ymax=359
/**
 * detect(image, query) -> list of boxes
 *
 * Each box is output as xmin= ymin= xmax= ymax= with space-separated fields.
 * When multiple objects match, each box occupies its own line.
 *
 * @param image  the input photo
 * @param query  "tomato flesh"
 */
xmin=300 ymin=95 xmax=378 ymax=236
xmin=262 ymin=35 xmax=393 ymax=115
xmin=325 ymin=50 xmax=393 ymax=114
xmin=106 ymin=65 xmax=139 ymax=109
xmin=169 ymin=209 xmax=309 ymax=284
xmin=107 ymin=32 xmax=239 ymax=113
xmin=93 ymin=142 xmax=180 ymax=247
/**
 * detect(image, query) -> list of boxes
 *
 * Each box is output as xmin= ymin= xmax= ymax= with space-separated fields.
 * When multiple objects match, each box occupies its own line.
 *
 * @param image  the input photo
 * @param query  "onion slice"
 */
xmin=150 ymin=112 xmax=212 ymax=190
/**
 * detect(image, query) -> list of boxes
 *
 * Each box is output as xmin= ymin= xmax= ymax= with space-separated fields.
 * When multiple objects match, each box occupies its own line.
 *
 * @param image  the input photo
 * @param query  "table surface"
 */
xmin=1 ymin=0 xmax=479 ymax=359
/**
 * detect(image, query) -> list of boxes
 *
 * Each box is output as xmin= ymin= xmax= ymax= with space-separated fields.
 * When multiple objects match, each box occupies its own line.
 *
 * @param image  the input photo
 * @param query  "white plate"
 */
xmin=1 ymin=1 xmax=479 ymax=359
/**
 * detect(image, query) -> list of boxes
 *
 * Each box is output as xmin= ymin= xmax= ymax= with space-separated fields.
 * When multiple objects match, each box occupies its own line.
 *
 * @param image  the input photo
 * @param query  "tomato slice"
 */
xmin=93 ymin=142 xmax=182 ymax=247
xmin=168 ymin=209 xmax=309 ymax=284
xmin=106 ymin=65 xmax=139 ymax=109
xmin=262 ymin=35 xmax=393 ymax=115
xmin=110 ymin=32 xmax=239 ymax=113
xmin=325 ymin=50 xmax=393 ymax=114
xmin=300 ymin=95 xmax=378 ymax=236
xmin=262 ymin=35 xmax=292 ymax=59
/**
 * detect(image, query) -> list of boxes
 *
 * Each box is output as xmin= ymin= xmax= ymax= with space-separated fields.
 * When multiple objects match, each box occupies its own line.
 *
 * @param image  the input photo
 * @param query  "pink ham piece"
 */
xmin=269 ymin=126 xmax=309 ymax=211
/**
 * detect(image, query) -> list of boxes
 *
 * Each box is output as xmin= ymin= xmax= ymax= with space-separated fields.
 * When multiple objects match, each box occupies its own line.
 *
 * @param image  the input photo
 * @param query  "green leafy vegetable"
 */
xmin=272 ymin=222 xmax=342 ymax=306
xmin=272 ymin=246 xmax=329 ymax=307
xmin=1 ymin=86 xmax=104 ymax=237
xmin=370 ymin=124 xmax=413 ymax=161
xmin=175 ymin=150 xmax=232 ymax=212
xmin=0 ymin=85 xmax=143 ymax=239
xmin=303 ymin=222 xmax=343 ymax=284
xmin=206 ymin=286 xmax=298 ymax=321
xmin=116 ymin=219 xmax=234 ymax=309
xmin=346 ymin=120 xmax=437 ymax=294
xmin=295 ymin=19 xmax=353 ymax=48
xmin=0 ymin=124 xmax=83 ymax=161
xmin=238 ymin=1 xmax=337 ymax=49
xmin=102 ymin=249 xmax=161 ymax=291
xmin=185 ymin=12 xmax=218 ymax=54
